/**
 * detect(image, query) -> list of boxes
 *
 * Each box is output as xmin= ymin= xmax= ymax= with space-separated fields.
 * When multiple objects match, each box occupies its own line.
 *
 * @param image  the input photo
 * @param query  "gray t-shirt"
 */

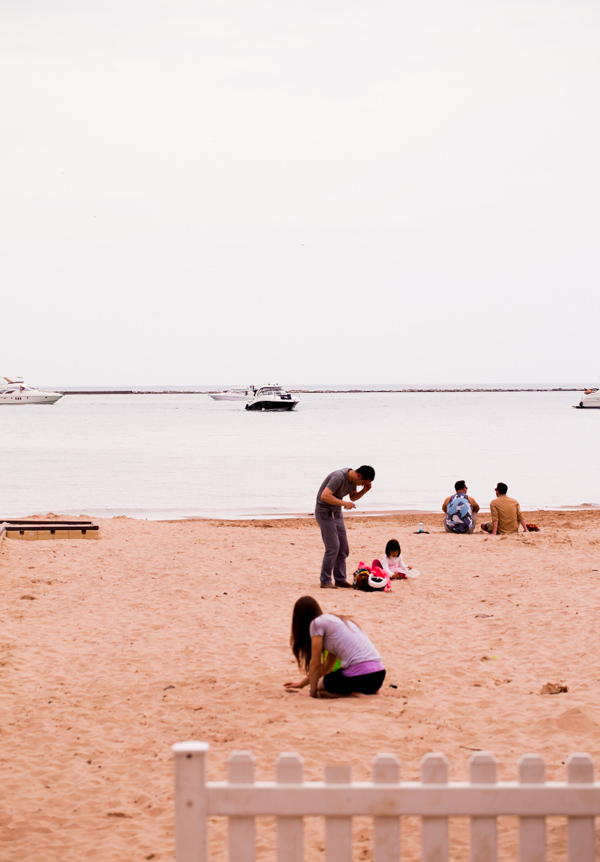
xmin=316 ymin=468 xmax=357 ymax=512
xmin=309 ymin=613 xmax=382 ymax=668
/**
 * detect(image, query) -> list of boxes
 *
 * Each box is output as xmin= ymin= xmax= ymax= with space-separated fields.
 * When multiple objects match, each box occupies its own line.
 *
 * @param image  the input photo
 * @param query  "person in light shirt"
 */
xmin=481 ymin=483 xmax=529 ymax=534
xmin=284 ymin=596 xmax=385 ymax=698
xmin=378 ymin=539 xmax=420 ymax=579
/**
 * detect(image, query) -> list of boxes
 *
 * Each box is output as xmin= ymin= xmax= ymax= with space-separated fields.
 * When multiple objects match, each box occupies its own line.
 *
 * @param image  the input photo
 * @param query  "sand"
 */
xmin=1 ymin=509 xmax=600 ymax=860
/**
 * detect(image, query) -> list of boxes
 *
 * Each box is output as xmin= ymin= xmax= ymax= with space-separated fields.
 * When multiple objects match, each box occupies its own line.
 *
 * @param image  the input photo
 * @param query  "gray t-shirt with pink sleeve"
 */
xmin=309 ymin=613 xmax=382 ymax=669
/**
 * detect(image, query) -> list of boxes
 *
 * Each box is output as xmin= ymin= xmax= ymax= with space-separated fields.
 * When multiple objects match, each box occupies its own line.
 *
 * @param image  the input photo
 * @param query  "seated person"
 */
xmin=377 ymin=539 xmax=420 ymax=579
xmin=284 ymin=596 xmax=385 ymax=697
xmin=481 ymin=483 xmax=529 ymax=534
xmin=442 ymin=480 xmax=479 ymax=533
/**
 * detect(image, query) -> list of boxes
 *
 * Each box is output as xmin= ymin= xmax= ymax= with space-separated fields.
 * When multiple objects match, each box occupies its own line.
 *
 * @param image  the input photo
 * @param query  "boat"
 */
xmin=245 ymin=383 xmax=299 ymax=411
xmin=0 ymin=377 xmax=63 ymax=405
xmin=209 ymin=388 xmax=254 ymax=402
xmin=574 ymin=388 xmax=600 ymax=409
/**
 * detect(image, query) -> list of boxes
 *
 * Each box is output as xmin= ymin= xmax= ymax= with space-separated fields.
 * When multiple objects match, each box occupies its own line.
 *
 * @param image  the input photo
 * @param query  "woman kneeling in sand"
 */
xmin=284 ymin=596 xmax=386 ymax=698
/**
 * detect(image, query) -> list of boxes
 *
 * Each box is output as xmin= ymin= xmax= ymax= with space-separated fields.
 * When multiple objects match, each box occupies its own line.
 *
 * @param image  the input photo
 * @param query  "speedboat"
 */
xmin=0 ymin=377 xmax=63 ymax=405
xmin=245 ymin=383 xmax=299 ymax=411
xmin=209 ymin=388 xmax=254 ymax=402
xmin=574 ymin=388 xmax=600 ymax=409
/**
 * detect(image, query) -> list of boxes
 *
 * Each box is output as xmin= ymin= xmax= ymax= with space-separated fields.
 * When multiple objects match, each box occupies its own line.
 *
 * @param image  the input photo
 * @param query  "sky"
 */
xmin=2 ymin=0 xmax=599 ymax=386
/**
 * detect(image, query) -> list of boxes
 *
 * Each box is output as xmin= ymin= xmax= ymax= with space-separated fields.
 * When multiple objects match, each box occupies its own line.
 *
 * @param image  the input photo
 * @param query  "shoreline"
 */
xmin=5 ymin=505 xmax=599 ymax=524
xmin=169 ymin=504 xmax=600 ymax=523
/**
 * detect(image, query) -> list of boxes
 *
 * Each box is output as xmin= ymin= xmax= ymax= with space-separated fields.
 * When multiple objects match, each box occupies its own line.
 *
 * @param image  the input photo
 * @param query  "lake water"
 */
xmin=0 ymin=391 xmax=597 ymax=519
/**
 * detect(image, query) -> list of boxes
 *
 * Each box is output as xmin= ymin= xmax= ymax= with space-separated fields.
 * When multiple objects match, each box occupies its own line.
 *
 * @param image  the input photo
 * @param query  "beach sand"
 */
xmin=1 ymin=509 xmax=600 ymax=860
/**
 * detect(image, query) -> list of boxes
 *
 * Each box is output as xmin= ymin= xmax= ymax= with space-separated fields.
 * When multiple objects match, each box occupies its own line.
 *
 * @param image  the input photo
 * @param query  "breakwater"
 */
xmin=59 ymin=387 xmax=582 ymax=395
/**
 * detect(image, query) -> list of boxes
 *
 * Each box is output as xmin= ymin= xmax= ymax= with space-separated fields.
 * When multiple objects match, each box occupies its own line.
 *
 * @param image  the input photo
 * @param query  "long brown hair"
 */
xmin=290 ymin=596 xmax=323 ymax=672
xmin=290 ymin=597 xmax=359 ymax=672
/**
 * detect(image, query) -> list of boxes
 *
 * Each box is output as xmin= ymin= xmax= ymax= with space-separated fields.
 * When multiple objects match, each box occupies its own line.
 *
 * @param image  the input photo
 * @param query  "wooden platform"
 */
xmin=1 ymin=519 xmax=100 ymax=540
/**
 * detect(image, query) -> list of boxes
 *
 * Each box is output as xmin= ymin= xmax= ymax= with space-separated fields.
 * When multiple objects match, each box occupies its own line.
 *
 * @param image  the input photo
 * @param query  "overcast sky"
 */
xmin=2 ymin=0 xmax=599 ymax=386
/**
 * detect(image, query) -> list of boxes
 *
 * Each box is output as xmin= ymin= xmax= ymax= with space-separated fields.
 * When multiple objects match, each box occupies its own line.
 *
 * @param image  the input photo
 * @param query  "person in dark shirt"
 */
xmin=315 ymin=465 xmax=375 ymax=588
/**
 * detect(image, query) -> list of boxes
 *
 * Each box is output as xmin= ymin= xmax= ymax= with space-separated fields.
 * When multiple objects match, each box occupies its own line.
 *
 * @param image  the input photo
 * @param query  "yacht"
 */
xmin=245 ymin=383 xmax=299 ymax=411
xmin=575 ymin=388 xmax=600 ymax=409
xmin=0 ymin=377 xmax=63 ymax=405
xmin=209 ymin=387 xmax=254 ymax=402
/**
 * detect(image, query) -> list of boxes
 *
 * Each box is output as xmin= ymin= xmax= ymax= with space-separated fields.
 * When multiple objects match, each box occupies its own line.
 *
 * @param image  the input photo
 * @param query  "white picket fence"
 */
xmin=173 ymin=741 xmax=600 ymax=861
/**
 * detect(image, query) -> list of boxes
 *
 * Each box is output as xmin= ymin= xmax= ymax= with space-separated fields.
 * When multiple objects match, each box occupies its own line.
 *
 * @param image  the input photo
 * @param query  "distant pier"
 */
xmin=59 ymin=387 xmax=583 ymax=395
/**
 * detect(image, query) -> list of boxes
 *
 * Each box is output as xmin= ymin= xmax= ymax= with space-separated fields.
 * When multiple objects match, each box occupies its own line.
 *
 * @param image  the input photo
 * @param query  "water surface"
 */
xmin=0 ymin=391 xmax=597 ymax=518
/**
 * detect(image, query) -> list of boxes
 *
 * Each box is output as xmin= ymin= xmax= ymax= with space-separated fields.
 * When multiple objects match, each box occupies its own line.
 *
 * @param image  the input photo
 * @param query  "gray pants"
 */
xmin=315 ymin=507 xmax=349 ymax=585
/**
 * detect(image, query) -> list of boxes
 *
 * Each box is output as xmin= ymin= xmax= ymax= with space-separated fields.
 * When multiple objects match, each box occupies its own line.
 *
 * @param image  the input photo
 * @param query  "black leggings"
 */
xmin=323 ymin=668 xmax=386 ymax=695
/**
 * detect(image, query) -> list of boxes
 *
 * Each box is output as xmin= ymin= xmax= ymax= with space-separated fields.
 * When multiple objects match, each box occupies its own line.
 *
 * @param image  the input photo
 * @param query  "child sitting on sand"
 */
xmin=377 ymin=539 xmax=420 ymax=580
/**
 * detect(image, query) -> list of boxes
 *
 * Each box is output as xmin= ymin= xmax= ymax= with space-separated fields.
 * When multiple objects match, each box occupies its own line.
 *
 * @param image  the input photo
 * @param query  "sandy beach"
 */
xmin=2 ymin=509 xmax=600 ymax=860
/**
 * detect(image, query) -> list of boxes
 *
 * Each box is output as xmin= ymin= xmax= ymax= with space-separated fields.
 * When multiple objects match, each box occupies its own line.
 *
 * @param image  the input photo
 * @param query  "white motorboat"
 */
xmin=574 ymin=388 xmax=600 ymax=409
xmin=245 ymin=383 xmax=299 ymax=411
xmin=209 ymin=388 xmax=254 ymax=402
xmin=0 ymin=377 xmax=63 ymax=405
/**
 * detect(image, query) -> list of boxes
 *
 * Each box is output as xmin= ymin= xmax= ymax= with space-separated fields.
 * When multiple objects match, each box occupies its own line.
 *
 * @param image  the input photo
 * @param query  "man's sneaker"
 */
xmin=335 ymin=581 xmax=352 ymax=588
xmin=320 ymin=582 xmax=336 ymax=589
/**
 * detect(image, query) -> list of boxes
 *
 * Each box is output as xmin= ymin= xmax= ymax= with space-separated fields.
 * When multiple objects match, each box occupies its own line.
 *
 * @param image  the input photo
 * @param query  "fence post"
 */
xmin=172 ymin=741 xmax=210 ymax=862
xmin=469 ymin=753 xmax=497 ymax=862
xmin=518 ymin=754 xmax=546 ymax=862
xmin=276 ymin=753 xmax=304 ymax=862
xmin=421 ymin=753 xmax=449 ymax=862
xmin=373 ymin=753 xmax=401 ymax=862
xmin=325 ymin=763 xmax=353 ymax=862
xmin=567 ymin=753 xmax=594 ymax=862
xmin=228 ymin=751 xmax=256 ymax=862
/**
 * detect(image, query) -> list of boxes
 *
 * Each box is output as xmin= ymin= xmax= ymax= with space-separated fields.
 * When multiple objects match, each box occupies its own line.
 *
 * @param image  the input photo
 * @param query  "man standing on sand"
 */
xmin=482 ymin=483 xmax=529 ymax=534
xmin=442 ymin=480 xmax=480 ymax=533
xmin=315 ymin=466 xmax=375 ymax=589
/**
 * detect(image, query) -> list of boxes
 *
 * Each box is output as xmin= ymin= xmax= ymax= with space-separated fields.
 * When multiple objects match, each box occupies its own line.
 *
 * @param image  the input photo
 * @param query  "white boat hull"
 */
xmin=0 ymin=391 xmax=63 ymax=405
xmin=210 ymin=393 xmax=251 ymax=401
xmin=574 ymin=390 xmax=600 ymax=409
